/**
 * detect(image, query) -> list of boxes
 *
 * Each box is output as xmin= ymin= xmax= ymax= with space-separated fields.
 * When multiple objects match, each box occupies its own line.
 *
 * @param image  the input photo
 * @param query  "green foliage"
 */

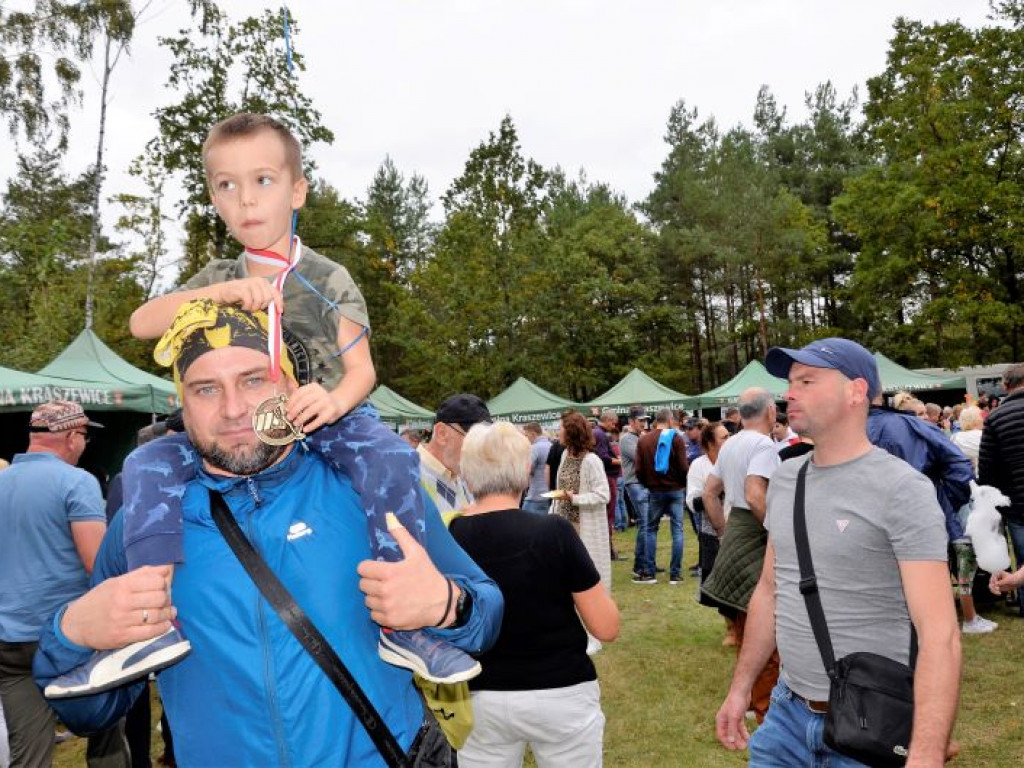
xmin=3 ymin=5 xmax=1022 ymax=407
xmin=141 ymin=6 xmax=333 ymax=277
xmin=834 ymin=15 xmax=1024 ymax=364
xmin=0 ymin=0 xmax=134 ymax=148
xmin=0 ymin=138 xmax=150 ymax=371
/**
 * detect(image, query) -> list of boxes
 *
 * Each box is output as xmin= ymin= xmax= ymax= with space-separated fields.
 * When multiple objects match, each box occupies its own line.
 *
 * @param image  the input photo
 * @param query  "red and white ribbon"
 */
xmin=244 ymin=235 xmax=303 ymax=382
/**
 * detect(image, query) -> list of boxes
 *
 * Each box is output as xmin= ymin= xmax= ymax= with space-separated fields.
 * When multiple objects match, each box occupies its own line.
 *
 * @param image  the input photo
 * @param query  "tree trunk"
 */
xmin=84 ymin=33 xmax=114 ymax=330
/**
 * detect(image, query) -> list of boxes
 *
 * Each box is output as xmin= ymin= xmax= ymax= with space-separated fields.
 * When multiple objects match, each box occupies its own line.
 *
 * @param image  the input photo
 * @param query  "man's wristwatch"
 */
xmin=449 ymin=585 xmax=473 ymax=629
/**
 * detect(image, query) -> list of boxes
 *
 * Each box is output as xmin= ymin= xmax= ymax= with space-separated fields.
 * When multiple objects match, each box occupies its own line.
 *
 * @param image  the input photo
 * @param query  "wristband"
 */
xmin=450 ymin=585 xmax=473 ymax=630
xmin=54 ymin=603 xmax=93 ymax=654
xmin=434 ymin=578 xmax=455 ymax=628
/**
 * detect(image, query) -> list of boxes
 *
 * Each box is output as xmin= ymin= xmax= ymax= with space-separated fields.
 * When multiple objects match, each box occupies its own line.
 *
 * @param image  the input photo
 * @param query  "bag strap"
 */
xmin=793 ymin=461 xmax=919 ymax=675
xmin=792 ymin=460 xmax=838 ymax=677
xmin=209 ymin=490 xmax=411 ymax=768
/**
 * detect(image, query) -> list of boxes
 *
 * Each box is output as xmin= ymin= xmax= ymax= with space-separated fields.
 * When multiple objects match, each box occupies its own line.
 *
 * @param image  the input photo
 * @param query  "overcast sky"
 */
xmin=0 ymin=0 xmax=995 ymax=241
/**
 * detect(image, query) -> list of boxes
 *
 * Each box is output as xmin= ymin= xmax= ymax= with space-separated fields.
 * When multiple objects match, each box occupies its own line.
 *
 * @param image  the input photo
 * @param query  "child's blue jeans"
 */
xmin=122 ymin=402 xmax=424 ymax=568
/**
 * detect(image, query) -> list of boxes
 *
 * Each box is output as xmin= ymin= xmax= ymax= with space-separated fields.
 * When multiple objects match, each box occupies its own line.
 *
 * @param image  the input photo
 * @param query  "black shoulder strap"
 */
xmin=209 ymin=490 xmax=411 ymax=768
xmin=793 ymin=461 xmax=918 ymax=675
xmin=793 ymin=460 xmax=838 ymax=676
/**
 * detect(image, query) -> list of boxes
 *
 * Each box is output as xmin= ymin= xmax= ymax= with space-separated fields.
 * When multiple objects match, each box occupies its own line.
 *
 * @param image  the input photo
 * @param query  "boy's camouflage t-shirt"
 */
xmin=182 ymin=245 xmax=369 ymax=391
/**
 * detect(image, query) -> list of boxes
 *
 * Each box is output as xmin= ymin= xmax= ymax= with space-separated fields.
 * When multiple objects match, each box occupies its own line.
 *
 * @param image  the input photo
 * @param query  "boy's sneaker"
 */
xmin=962 ymin=616 xmax=998 ymax=634
xmin=631 ymin=573 xmax=657 ymax=584
xmin=45 ymin=626 xmax=191 ymax=699
xmin=378 ymin=629 xmax=481 ymax=684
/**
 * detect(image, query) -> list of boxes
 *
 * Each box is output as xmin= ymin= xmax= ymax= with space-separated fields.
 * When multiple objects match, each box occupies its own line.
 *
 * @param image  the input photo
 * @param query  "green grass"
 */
xmin=56 ymin=529 xmax=1024 ymax=766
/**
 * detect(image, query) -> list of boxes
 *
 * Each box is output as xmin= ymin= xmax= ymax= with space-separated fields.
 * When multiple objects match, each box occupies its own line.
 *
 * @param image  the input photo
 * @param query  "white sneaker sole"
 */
xmin=45 ymin=633 xmax=191 ymax=699
xmin=378 ymin=638 xmax=481 ymax=685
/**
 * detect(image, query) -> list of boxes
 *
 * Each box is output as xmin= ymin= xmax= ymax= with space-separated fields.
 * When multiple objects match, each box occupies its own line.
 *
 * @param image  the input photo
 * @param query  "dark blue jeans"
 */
xmin=1007 ymin=518 xmax=1024 ymax=572
xmin=749 ymin=680 xmax=869 ymax=767
xmin=626 ymin=484 xmax=650 ymax=575
xmin=644 ymin=489 xmax=684 ymax=579
xmin=122 ymin=402 xmax=424 ymax=568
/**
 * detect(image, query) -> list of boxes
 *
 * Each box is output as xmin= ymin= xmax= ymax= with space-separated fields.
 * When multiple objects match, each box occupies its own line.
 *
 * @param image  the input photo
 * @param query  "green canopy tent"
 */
xmin=369 ymin=385 xmax=434 ymax=426
xmin=36 ymin=329 xmax=179 ymax=414
xmin=873 ymin=353 xmax=967 ymax=393
xmin=0 ymin=330 xmax=178 ymax=474
xmin=683 ymin=360 xmax=788 ymax=410
xmin=583 ymin=368 xmax=689 ymax=415
xmin=487 ymin=377 xmax=580 ymax=423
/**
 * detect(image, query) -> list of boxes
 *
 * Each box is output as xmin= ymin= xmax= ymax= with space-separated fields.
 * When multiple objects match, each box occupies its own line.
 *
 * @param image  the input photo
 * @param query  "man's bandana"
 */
xmin=154 ymin=299 xmax=296 ymax=397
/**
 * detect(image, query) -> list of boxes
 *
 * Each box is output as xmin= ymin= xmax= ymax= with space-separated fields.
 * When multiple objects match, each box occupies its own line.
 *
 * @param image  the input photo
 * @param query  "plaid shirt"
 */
xmin=417 ymin=444 xmax=473 ymax=523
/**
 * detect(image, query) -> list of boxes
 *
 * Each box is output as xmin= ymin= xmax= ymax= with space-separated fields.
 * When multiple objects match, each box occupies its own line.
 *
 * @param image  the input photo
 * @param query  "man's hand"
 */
xmin=715 ymin=688 xmax=752 ymax=750
xmin=213 ymin=278 xmax=283 ymax=312
xmin=357 ymin=518 xmax=452 ymax=630
xmin=285 ymin=383 xmax=347 ymax=433
xmin=990 ymin=569 xmax=1021 ymax=595
xmin=62 ymin=566 xmax=176 ymax=650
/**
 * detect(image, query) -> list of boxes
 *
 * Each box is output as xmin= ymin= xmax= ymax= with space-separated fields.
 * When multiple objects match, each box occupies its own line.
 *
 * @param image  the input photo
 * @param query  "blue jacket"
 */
xmin=867 ymin=406 xmax=974 ymax=540
xmin=34 ymin=446 xmax=503 ymax=767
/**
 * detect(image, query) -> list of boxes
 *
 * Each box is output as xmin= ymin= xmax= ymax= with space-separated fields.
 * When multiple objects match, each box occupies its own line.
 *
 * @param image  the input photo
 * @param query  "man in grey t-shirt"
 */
xmin=522 ymin=422 xmax=552 ymax=514
xmin=715 ymin=338 xmax=960 ymax=768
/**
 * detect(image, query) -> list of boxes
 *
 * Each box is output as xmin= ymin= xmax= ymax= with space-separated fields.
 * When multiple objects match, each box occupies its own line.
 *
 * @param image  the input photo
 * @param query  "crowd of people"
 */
xmin=1 ymin=108 xmax=1023 ymax=768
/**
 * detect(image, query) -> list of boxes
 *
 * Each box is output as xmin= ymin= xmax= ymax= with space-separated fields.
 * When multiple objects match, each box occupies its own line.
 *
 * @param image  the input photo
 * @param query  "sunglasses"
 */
xmin=74 ymin=431 xmax=91 ymax=444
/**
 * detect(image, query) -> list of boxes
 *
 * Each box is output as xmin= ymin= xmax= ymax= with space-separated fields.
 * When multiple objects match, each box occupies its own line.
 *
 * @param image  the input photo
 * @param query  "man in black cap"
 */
xmin=418 ymin=394 xmax=493 ymax=517
xmin=620 ymin=405 xmax=650 ymax=570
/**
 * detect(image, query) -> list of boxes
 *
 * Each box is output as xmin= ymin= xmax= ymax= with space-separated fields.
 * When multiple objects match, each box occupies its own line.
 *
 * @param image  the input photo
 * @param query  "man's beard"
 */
xmin=192 ymin=433 xmax=286 ymax=476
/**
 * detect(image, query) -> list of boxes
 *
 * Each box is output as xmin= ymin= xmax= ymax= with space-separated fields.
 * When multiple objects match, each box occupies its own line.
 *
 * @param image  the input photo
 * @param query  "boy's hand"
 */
xmin=214 ymin=278 xmax=283 ymax=312
xmin=286 ymin=383 xmax=347 ymax=433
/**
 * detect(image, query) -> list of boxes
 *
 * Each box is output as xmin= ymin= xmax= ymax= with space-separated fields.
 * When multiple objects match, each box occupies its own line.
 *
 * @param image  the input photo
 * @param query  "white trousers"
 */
xmin=458 ymin=680 xmax=605 ymax=768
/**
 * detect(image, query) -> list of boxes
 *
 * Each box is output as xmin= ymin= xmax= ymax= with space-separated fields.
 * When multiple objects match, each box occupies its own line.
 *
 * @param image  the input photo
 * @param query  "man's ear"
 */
xmin=849 ymin=378 xmax=869 ymax=407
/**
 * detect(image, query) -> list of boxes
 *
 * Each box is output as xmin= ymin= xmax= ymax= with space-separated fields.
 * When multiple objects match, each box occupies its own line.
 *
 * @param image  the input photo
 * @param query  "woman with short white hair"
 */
xmin=952 ymin=405 xmax=984 ymax=473
xmin=451 ymin=421 xmax=620 ymax=768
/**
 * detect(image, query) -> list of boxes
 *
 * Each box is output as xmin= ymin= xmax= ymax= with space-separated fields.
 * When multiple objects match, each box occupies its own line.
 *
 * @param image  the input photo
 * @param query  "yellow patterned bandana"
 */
xmin=155 ymin=299 xmax=296 ymax=397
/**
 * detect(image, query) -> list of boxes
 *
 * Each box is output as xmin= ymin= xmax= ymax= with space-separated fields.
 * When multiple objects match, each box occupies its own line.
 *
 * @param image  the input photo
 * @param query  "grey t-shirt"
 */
xmin=619 ymin=430 xmax=640 ymax=485
xmin=525 ymin=437 xmax=552 ymax=502
xmin=765 ymin=448 xmax=947 ymax=701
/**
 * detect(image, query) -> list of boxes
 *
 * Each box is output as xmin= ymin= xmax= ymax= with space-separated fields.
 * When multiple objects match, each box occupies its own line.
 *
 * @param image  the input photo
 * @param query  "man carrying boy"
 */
xmin=46 ymin=113 xmax=480 ymax=699
xmin=34 ymin=302 xmax=502 ymax=766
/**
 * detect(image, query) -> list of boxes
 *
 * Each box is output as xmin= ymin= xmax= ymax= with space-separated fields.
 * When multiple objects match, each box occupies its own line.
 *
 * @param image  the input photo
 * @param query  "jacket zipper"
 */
xmin=243 ymin=479 xmax=291 ymax=768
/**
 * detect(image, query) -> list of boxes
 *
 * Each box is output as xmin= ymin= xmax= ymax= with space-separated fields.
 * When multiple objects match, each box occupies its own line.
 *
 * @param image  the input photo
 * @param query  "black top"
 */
xmin=545 ymin=441 xmax=566 ymax=491
xmin=449 ymin=509 xmax=601 ymax=691
xmin=979 ymin=389 xmax=1024 ymax=522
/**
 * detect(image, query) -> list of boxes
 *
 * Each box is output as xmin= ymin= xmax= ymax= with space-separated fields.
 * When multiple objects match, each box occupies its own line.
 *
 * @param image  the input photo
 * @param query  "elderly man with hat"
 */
xmin=715 ymin=338 xmax=959 ymax=767
xmin=0 ymin=402 xmax=129 ymax=766
xmin=34 ymin=302 xmax=502 ymax=768
xmin=417 ymin=394 xmax=493 ymax=522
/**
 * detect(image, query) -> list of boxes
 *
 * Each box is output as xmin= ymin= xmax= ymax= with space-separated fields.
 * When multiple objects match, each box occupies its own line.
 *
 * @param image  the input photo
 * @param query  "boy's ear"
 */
xmin=291 ymin=176 xmax=308 ymax=211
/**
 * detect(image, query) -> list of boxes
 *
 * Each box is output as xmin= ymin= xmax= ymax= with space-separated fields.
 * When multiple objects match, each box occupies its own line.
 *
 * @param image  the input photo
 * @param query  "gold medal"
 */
xmin=252 ymin=394 xmax=305 ymax=446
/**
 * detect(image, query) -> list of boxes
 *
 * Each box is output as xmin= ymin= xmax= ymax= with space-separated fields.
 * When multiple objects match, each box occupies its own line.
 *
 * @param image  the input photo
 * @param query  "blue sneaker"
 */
xmin=378 ymin=629 xmax=481 ymax=684
xmin=45 ymin=626 xmax=191 ymax=699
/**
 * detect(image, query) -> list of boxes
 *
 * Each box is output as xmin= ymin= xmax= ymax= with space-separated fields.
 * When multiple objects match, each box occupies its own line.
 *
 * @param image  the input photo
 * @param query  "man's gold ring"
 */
xmin=142 ymin=609 xmax=150 ymax=624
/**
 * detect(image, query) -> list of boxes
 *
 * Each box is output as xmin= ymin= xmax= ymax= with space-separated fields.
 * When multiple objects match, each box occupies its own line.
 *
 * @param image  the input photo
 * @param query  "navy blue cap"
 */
xmin=765 ymin=337 xmax=881 ymax=400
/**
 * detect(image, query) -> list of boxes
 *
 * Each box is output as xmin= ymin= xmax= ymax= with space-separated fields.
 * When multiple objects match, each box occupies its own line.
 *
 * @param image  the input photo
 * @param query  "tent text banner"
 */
xmin=0 ymin=385 xmax=124 ymax=407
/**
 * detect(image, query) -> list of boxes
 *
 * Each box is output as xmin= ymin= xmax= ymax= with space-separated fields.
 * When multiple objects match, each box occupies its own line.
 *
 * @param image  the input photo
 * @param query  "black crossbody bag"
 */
xmin=793 ymin=462 xmax=916 ymax=768
xmin=209 ymin=491 xmax=412 ymax=768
